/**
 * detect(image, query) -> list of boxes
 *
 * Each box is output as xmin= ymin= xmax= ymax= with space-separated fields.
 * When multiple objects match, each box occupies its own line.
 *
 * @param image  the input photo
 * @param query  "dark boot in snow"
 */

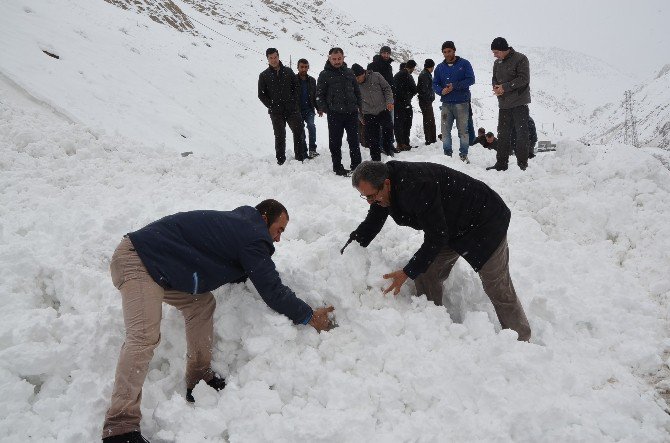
xmin=186 ymin=374 xmax=227 ymax=403
xmin=486 ymin=163 xmax=508 ymax=171
xmin=102 ymin=431 xmax=150 ymax=443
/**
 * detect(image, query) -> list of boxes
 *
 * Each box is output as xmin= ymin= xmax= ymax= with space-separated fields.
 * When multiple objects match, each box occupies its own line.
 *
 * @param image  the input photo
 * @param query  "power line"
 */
xmin=179 ymin=9 xmax=265 ymax=57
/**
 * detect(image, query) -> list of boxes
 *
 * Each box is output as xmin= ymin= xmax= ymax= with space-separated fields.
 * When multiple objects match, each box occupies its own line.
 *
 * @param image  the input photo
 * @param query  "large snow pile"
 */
xmin=1 ymin=71 xmax=669 ymax=441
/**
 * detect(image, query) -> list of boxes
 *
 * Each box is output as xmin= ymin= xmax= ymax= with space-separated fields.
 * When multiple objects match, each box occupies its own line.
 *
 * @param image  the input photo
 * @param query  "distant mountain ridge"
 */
xmin=583 ymin=65 xmax=670 ymax=149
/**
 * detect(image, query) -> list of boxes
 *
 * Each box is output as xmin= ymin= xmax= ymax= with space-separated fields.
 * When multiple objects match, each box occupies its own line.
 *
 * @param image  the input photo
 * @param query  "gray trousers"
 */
xmin=414 ymin=236 xmax=531 ymax=341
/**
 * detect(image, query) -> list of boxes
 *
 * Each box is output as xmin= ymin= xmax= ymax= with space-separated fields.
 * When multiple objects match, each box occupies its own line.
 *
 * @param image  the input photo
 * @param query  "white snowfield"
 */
xmin=1 ymin=0 xmax=670 ymax=441
xmin=1 ymin=68 xmax=670 ymax=441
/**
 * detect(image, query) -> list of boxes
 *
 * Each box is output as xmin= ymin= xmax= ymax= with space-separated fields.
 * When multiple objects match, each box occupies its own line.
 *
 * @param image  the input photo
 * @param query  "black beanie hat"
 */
xmin=380 ymin=45 xmax=392 ymax=54
xmin=406 ymin=60 xmax=417 ymax=69
xmin=491 ymin=37 xmax=509 ymax=51
xmin=441 ymin=41 xmax=456 ymax=51
xmin=351 ymin=63 xmax=365 ymax=76
xmin=424 ymin=58 xmax=435 ymax=68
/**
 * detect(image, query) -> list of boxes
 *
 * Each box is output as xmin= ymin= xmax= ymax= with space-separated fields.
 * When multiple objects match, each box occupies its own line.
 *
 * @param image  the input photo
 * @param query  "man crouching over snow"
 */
xmin=345 ymin=161 xmax=530 ymax=342
xmin=102 ymin=199 xmax=334 ymax=443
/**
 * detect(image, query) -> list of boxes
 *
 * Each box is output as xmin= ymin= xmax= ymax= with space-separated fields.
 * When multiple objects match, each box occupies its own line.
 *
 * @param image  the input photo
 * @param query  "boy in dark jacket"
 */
xmin=102 ymin=200 xmax=334 ymax=443
xmin=346 ymin=161 xmax=531 ymax=342
xmin=417 ymin=59 xmax=437 ymax=145
xmin=297 ymin=58 xmax=321 ymax=158
xmin=393 ymin=60 xmax=418 ymax=150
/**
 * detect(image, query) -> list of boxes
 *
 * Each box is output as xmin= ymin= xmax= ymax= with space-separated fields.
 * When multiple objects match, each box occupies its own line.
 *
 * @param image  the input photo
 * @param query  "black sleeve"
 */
xmin=288 ymin=68 xmax=300 ymax=107
xmin=316 ymin=72 xmax=328 ymax=113
xmin=350 ymin=204 xmax=389 ymax=247
xmin=258 ymin=73 xmax=271 ymax=109
xmin=239 ymin=239 xmax=313 ymax=324
xmin=402 ymin=182 xmax=450 ymax=279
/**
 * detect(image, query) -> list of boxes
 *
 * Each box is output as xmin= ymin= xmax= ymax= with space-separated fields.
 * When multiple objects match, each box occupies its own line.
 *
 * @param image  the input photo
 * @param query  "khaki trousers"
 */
xmin=414 ymin=237 xmax=531 ymax=341
xmin=102 ymin=237 xmax=216 ymax=438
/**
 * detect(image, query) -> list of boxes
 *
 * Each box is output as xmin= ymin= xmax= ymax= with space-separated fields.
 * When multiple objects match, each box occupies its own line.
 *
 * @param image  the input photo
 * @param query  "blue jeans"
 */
xmin=301 ymin=109 xmax=317 ymax=152
xmin=440 ymin=102 xmax=469 ymax=156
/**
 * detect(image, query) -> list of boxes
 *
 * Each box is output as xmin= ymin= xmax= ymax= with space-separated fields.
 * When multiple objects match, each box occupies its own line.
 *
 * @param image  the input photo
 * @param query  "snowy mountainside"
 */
xmin=0 ymin=0 xmax=420 ymax=157
xmin=0 ymin=0 xmax=648 ymax=158
xmin=1 ymin=70 xmax=670 ymax=441
xmin=583 ymin=65 xmax=670 ymax=149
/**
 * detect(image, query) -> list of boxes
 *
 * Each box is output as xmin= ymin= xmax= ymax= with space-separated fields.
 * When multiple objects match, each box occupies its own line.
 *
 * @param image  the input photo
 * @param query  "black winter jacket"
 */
xmin=316 ymin=61 xmax=361 ymax=114
xmin=393 ymin=69 xmax=417 ymax=108
xmin=298 ymin=74 xmax=318 ymax=112
xmin=258 ymin=62 xmax=300 ymax=114
xmin=350 ymin=161 xmax=511 ymax=277
xmin=367 ymin=54 xmax=394 ymax=91
xmin=128 ymin=207 xmax=313 ymax=324
xmin=417 ymin=69 xmax=435 ymax=103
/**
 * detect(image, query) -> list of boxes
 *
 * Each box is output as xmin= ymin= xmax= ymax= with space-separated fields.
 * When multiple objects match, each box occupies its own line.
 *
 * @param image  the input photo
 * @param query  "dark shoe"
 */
xmin=334 ymin=167 xmax=351 ymax=177
xmin=308 ymin=151 xmax=320 ymax=158
xmin=392 ymin=147 xmax=401 ymax=154
xmin=438 ymin=134 xmax=443 ymax=140
xmin=528 ymin=153 xmax=535 ymax=159
xmin=460 ymin=155 xmax=470 ymax=164
xmin=277 ymin=158 xmax=286 ymax=165
xmin=384 ymin=150 xmax=395 ymax=157
xmin=444 ymin=152 xmax=452 ymax=157
xmin=397 ymin=144 xmax=411 ymax=152
xmin=186 ymin=375 xmax=227 ymax=403
xmin=486 ymin=163 xmax=508 ymax=171
xmin=103 ymin=431 xmax=150 ymax=443
xmin=519 ymin=164 xmax=527 ymax=171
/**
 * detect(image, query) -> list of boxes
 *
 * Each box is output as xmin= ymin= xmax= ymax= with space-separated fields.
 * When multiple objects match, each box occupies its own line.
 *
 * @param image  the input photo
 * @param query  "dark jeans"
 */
xmin=327 ymin=111 xmax=361 ymax=171
xmin=270 ymin=112 xmax=307 ymax=162
xmin=363 ymin=110 xmax=394 ymax=160
xmin=301 ymin=109 xmax=317 ymax=152
xmin=394 ymin=104 xmax=413 ymax=146
xmin=419 ymin=100 xmax=436 ymax=144
xmin=497 ymin=105 xmax=530 ymax=168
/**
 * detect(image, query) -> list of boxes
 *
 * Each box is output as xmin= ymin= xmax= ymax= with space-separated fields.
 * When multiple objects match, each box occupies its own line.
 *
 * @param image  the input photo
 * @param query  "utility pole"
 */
xmin=623 ymin=90 xmax=639 ymax=148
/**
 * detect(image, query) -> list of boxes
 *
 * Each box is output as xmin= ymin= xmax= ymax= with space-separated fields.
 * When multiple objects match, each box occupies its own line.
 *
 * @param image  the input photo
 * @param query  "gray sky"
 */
xmin=332 ymin=0 xmax=669 ymax=79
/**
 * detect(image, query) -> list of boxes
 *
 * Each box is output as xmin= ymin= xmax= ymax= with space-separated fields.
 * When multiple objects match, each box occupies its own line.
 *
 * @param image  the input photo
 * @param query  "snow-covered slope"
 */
xmin=584 ymin=65 xmax=670 ymax=149
xmin=0 ymin=0 xmax=646 ymax=157
xmin=1 ymin=69 xmax=670 ymax=441
xmin=0 ymin=0 xmax=420 ymax=157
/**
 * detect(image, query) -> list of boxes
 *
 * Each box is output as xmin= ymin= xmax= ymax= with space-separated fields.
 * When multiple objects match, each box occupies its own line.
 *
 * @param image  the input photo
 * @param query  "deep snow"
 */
xmin=1 ymin=0 xmax=670 ymax=441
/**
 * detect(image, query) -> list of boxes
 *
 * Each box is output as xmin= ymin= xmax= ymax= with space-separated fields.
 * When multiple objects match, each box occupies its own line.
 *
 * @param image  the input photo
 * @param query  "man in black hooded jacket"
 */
xmin=316 ymin=47 xmax=363 ymax=176
xmin=346 ymin=161 xmax=531 ymax=342
xmin=258 ymin=48 xmax=308 ymax=165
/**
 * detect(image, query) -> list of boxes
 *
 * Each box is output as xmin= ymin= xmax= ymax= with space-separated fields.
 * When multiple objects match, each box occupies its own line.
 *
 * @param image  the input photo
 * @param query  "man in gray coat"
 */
xmin=489 ymin=37 xmax=532 ymax=171
xmin=352 ymin=63 xmax=395 ymax=161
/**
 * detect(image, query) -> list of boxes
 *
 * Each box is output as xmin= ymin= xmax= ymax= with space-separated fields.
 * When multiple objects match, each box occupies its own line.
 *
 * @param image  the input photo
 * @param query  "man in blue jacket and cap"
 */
xmin=102 ymin=199 xmax=334 ymax=443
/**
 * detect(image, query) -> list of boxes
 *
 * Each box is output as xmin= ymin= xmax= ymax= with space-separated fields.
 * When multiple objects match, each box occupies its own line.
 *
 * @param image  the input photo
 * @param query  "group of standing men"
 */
xmin=103 ymin=38 xmax=536 ymax=443
xmin=258 ymin=37 xmax=535 ymax=175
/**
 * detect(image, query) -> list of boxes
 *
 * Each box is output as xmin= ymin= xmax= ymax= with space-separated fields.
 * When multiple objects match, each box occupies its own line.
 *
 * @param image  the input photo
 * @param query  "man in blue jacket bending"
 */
xmin=102 ymin=199 xmax=334 ymax=443
xmin=432 ymin=41 xmax=475 ymax=162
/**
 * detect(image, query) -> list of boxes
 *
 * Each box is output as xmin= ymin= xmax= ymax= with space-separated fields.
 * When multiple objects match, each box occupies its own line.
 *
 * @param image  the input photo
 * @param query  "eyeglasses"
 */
xmin=360 ymin=188 xmax=382 ymax=203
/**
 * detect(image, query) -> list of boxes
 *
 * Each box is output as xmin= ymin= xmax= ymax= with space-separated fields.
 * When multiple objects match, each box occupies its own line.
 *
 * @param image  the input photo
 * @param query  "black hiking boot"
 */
xmin=486 ymin=163 xmax=508 ymax=171
xmin=102 ymin=431 xmax=150 ymax=443
xmin=186 ymin=374 xmax=227 ymax=403
xmin=334 ymin=167 xmax=351 ymax=177
xmin=277 ymin=158 xmax=286 ymax=165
